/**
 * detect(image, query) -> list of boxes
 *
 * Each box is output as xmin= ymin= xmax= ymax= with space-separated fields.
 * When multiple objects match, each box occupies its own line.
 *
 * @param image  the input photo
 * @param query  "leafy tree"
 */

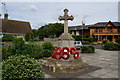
xmin=2 ymin=55 xmax=44 ymax=79
xmin=37 ymin=23 xmax=64 ymax=38
xmin=25 ymin=33 xmax=34 ymax=41
xmin=32 ymin=29 xmax=38 ymax=37
xmin=72 ymin=35 xmax=82 ymax=41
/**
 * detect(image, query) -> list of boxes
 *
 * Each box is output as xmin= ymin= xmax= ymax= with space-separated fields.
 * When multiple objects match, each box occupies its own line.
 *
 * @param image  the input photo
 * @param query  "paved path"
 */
xmin=45 ymin=49 xmax=119 ymax=78
xmin=77 ymin=49 xmax=118 ymax=78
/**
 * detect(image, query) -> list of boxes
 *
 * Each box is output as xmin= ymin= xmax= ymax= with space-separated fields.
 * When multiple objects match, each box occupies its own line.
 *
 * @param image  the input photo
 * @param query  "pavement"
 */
xmin=45 ymin=49 xmax=119 ymax=78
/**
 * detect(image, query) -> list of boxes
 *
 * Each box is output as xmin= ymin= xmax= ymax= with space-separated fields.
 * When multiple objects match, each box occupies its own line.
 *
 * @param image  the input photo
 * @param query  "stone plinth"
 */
xmin=43 ymin=57 xmax=88 ymax=73
xmin=58 ymin=32 xmax=75 ymax=48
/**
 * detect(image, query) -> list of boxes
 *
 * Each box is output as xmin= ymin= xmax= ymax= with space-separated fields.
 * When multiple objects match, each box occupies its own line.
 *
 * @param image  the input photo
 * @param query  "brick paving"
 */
xmin=45 ymin=49 xmax=119 ymax=78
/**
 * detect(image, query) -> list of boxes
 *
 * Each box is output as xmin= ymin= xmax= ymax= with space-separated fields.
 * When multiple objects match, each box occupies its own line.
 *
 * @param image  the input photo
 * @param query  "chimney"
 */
xmin=4 ymin=10 xmax=8 ymax=20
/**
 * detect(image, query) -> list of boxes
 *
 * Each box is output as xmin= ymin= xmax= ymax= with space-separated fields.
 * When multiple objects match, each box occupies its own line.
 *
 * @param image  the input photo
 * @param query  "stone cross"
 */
xmin=58 ymin=9 xmax=74 ymax=33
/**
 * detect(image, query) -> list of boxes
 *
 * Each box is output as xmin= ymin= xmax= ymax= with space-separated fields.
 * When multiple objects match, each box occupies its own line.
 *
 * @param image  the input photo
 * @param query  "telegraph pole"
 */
xmin=81 ymin=16 xmax=86 ymax=42
xmin=82 ymin=21 xmax=83 ymax=42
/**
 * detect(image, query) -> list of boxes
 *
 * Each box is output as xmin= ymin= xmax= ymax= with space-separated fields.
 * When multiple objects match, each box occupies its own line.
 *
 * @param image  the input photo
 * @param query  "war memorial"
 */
xmin=43 ymin=9 xmax=89 ymax=78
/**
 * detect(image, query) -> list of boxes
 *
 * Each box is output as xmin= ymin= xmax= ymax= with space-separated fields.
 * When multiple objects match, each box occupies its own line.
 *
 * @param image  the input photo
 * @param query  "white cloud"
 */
xmin=20 ymin=5 xmax=38 ymax=12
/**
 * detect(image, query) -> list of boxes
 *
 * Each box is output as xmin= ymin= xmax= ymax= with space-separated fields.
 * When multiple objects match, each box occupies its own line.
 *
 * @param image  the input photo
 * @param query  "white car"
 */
xmin=75 ymin=41 xmax=83 ymax=49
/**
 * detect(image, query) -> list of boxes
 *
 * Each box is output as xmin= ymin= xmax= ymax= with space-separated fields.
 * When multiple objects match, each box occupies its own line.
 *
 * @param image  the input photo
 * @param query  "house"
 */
xmin=69 ymin=22 xmax=90 ymax=38
xmin=0 ymin=11 xmax=32 ymax=38
xmin=69 ymin=21 xmax=120 ymax=42
xmin=89 ymin=21 xmax=120 ymax=42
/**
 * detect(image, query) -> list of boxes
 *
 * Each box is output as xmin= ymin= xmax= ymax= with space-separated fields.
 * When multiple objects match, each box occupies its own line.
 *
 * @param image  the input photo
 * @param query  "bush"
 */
xmin=116 ymin=38 xmax=120 ymax=44
xmin=102 ymin=40 xmax=108 ymax=44
xmin=41 ymin=42 xmax=55 ymax=57
xmin=72 ymin=35 xmax=82 ymax=41
xmin=25 ymin=33 xmax=34 ymax=41
xmin=104 ymin=42 xmax=119 ymax=50
xmin=81 ymin=46 xmax=89 ymax=53
xmin=8 ymin=38 xmax=44 ymax=59
xmin=2 ymin=35 xmax=15 ymax=42
xmin=88 ymin=45 xmax=95 ymax=53
xmin=33 ymin=38 xmax=43 ymax=42
xmin=83 ymin=37 xmax=93 ymax=43
xmin=87 ymin=37 xmax=93 ymax=42
xmin=42 ymin=42 xmax=54 ymax=49
xmin=2 ymin=55 xmax=44 ymax=79
xmin=6 ymin=38 xmax=55 ymax=59
xmin=2 ymin=47 xmax=10 ymax=60
xmin=81 ymin=46 xmax=95 ymax=53
xmin=25 ymin=44 xmax=44 ymax=59
xmin=8 ymin=38 xmax=26 ymax=55
xmin=116 ymin=44 xmax=120 ymax=50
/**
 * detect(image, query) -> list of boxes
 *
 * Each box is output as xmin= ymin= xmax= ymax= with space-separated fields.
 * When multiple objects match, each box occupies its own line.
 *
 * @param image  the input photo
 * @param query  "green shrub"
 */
xmin=48 ymin=35 xmax=56 ymax=38
xmin=72 ymin=35 xmax=82 ymax=41
xmin=116 ymin=38 xmax=120 ymax=44
xmin=81 ymin=46 xmax=89 ymax=53
xmin=8 ymin=38 xmax=44 ymax=59
xmin=42 ymin=42 xmax=54 ymax=49
xmin=2 ymin=47 xmax=10 ymax=60
xmin=117 ymin=44 xmax=120 ymax=50
xmin=81 ymin=46 xmax=95 ymax=53
xmin=2 ymin=55 xmax=44 ymax=79
xmin=88 ymin=45 xmax=95 ymax=53
xmin=88 ymin=48 xmax=94 ymax=53
xmin=8 ymin=38 xmax=26 ymax=55
xmin=102 ymin=40 xmax=108 ymax=44
xmin=33 ymin=38 xmax=43 ymax=41
xmin=104 ymin=42 xmax=119 ymax=50
xmin=25 ymin=44 xmax=44 ymax=59
xmin=87 ymin=37 xmax=93 ymax=42
xmin=41 ymin=42 xmax=55 ymax=57
xmin=2 ymin=35 xmax=15 ymax=42
xmin=25 ymin=33 xmax=34 ymax=41
xmin=83 ymin=37 xmax=93 ymax=43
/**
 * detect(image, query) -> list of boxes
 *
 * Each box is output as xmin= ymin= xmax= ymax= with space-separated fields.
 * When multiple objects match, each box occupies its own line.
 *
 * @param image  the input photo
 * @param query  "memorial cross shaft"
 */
xmin=58 ymin=9 xmax=74 ymax=33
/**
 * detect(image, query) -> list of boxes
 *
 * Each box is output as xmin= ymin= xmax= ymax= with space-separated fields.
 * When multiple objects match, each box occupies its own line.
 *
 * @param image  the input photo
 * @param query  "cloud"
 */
xmin=20 ymin=5 xmax=38 ymax=12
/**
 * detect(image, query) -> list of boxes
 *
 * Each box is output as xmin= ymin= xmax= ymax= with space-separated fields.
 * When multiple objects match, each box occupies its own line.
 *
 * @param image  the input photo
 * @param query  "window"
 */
xmin=107 ymin=27 xmax=112 ymax=30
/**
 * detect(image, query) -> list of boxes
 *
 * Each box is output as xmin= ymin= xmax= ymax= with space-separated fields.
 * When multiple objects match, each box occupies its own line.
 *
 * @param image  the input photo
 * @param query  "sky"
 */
xmin=0 ymin=1 xmax=119 ymax=29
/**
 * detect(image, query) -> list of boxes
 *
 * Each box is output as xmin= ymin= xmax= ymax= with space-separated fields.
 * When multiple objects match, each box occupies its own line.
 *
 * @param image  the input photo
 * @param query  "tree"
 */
xmin=37 ymin=23 xmax=64 ymax=38
xmin=25 ymin=33 xmax=34 ymax=41
xmin=72 ymin=35 xmax=82 ymax=41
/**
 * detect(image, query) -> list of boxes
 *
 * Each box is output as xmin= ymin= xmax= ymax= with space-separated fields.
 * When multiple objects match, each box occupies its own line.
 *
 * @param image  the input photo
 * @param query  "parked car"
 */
xmin=74 ymin=41 xmax=83 ymax=49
